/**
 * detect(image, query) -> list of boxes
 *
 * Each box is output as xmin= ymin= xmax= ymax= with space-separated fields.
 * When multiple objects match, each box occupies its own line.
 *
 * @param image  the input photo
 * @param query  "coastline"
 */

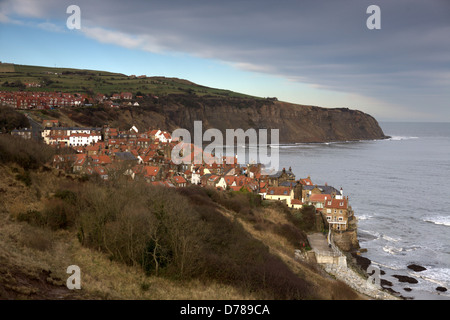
xmin=323 ymin=263 xmax=400 ymax=300
xmin=326 ymin=241 xmax=402 ymax=300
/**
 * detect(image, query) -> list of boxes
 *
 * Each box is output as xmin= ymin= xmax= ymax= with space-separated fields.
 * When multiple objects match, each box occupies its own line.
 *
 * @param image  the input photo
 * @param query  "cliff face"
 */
xmin=62 ymin=95 xmax=388 ymax=143
xmin=156 ymin=96 xmax=388 ymax=143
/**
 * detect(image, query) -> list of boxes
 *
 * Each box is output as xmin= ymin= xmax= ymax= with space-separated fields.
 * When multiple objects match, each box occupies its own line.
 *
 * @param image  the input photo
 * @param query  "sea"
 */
xmin=271 ymin=122 xmax=450 ymax=300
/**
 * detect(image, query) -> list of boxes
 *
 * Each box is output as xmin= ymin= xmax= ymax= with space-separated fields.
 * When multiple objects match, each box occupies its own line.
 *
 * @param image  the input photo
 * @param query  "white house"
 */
xmin=155 ymin=131 xmax=172 ymax=143
xmin=69 ymin=132 xmax=101 ymax=147
xmin=215 ymin=177 xmax=228 ymax=190
xmin=191 ymin=170 xmax=201 ymax=185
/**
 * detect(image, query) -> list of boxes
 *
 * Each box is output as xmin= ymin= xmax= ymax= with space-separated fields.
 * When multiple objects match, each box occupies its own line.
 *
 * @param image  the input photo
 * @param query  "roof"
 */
xmin=324 ymin=199 xmax=348 ymax=209
xmin=268 ymin=171 xmax=283 ymax=178
xmin=299 ymin=177 xmax=313 ymax=185
xmin=267 ymin=186 xmax=292 ymax=196
xmin=309 ymin=194 xmax=332 ymax=202
xmin=143 ymin=166 xmax=160 ymax=177
xmin=173 ymin=176 xmax=186 ymax=184
xmin=279 ymin=181 xmax=298 ymax=188
xmin=114 ymin=152 xmax=137 ymax=161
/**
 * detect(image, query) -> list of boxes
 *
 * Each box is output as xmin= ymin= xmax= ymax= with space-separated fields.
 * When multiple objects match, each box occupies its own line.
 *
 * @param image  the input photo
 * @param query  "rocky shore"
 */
xmin=324 ymin=263 xmax=400 ymax=300
xmin=349 ymin=252 xmax=449 ymax=299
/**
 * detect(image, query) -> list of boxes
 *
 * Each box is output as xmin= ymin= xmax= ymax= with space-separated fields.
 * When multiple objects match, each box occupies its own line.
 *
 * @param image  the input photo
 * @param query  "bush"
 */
xmin=0 ymin=135 xmax=55 ymax=169
xmin=15 ymin=170 xmax=32 ymax=186
xmin=16 ymin=210 xmax=45 ymax=227
xmin=16 ymin=199 xmax=75 ymax=230
xmin=0 ymin=106 xmax=29 ymax=132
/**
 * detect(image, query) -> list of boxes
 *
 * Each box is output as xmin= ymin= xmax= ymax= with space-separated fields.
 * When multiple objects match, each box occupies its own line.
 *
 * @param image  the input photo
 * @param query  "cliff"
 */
xmin=60 ymin=95 xmax=388 ymax=143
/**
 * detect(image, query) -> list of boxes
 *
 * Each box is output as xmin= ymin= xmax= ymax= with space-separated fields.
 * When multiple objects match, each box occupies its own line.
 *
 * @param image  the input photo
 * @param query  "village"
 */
xmin=0 ymin=86 xmax=355 ymax=234
xmin=9 ymin=114 xmax=356 ymax=234
xmin=0 ymin=89 xmax=140 ymax=109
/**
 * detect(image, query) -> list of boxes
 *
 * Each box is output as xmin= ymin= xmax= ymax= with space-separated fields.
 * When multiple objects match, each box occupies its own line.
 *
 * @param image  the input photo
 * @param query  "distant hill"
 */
xmin=0 ymin=63 xmax=254 ymax=98
xmin=0 ymin=63 xmax=15 ymax=73
xmin=0 ymin=63 xmax=388 ymax=143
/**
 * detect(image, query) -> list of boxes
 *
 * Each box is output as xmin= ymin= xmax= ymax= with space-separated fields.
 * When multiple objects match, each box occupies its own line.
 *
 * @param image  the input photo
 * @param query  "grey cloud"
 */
xmin=3 ymin=0 xmax=450 ymax=118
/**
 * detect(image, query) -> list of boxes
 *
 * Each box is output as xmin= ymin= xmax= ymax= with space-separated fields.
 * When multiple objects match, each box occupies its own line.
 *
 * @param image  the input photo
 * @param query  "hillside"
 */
xmin=1 ymin=63 xmax=388 ymax=143
xmin=0 ymin=63 xmax=253 ymax=98
xmin=0 ymin=135 xmax=365 ymax=300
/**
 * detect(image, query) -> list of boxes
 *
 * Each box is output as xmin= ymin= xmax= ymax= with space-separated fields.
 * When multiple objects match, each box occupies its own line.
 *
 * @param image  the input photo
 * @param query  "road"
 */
xmin=25 ymin=113 xmax=43 ymax=141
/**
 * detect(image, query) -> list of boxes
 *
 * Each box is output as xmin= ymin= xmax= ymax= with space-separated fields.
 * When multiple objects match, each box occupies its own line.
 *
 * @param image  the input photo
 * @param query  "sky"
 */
xmin=0 ymin=0 xmax=449 ymax=122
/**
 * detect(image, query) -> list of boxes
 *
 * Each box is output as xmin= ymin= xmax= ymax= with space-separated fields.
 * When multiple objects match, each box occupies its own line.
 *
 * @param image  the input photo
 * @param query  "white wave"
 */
xmin=359 ymin=228 xmax=380 ymax=238
xmin=382 ymin=235 xmax=401 ymax=242
xmin=383 ymin=245 xmax=404 ymax=255
xmin=418 ymin=268 xmax=450 ymax=287
xmin=423 ymin=216 xmax=450 ymax=227
xmin=370 ymin=260 xmax=404 ymax=271
xmin=356 ymin=214 xmax=372 ymax=220
xmin=387 ymin=136 xmax=419 ymax=141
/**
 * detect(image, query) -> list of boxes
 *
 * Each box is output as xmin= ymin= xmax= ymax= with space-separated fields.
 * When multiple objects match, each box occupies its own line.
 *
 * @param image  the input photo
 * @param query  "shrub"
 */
xmin=0 ymin=135 xmax=55 ymax=169
xmin=0 ymin=106 xmax=29 ymax=133
xmin=15 ymin=170 xmax=32 ymax=186
xmin=16 ymin=210 xmax=45 ymax=227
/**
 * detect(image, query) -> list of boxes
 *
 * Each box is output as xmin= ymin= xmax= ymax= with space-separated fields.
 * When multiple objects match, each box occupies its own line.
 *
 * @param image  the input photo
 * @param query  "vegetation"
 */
xmin=14 ymin=181 xmax=314 ymax=299
xmin=0 ymin=63 xmax=257 ymax=99
xmin=0 ymin=105 xmax=29 ymax=133
xmin=0 ymin=134 xmax=55 ymax=170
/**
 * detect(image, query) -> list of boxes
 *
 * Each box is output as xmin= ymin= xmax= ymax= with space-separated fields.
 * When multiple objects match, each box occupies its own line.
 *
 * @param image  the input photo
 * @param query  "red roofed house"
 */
xmin=299 ymin=176 xmax=313 ymax=186
xmin=143 ymin=166 xmax=161 ymax=182
xmin=290 ymin=199 xmax=303 ymax=209
xmin=265 ymin=186 xmax=294 ymax=206
xmin=308 ymin=193 xmax=332 ymax=209
xmin=323 ymin=198 xmax=350 ymax=231
xmin=172 ymin=175 xmax=187 ymax=187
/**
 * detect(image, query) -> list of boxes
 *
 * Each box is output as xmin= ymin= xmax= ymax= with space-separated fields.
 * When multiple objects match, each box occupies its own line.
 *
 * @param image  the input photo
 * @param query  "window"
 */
xmin=326 ymin=216 xmax=331 ymax=221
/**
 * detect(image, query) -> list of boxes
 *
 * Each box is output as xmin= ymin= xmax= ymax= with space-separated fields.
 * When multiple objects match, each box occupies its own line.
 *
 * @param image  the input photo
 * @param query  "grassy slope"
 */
xmin=0 ymin=63 xmax=256 ymax=99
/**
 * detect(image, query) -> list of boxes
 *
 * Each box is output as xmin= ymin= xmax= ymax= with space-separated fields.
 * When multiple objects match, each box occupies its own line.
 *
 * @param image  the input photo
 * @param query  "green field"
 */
xmin=0 ymin=63 xmax=257 ymax=99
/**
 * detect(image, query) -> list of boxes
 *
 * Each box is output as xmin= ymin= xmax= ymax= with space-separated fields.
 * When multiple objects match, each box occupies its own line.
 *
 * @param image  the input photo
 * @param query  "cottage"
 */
xmin=290 ymin=199 xmax=303 ymax=209
xmin=265 ymin=186 xmax=294 ymax=206
xmin=215 ymin=177 xmax=228 ymax=190
xmin=172 ymin=175 xmax=187 ymax=187
xmin=323 ymin=198 xmax=349 ymax=231
xmin=143 ymin=166 xmax=161 ymax=181
xmin=307 ymin=193 xmax=332 ymax=209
